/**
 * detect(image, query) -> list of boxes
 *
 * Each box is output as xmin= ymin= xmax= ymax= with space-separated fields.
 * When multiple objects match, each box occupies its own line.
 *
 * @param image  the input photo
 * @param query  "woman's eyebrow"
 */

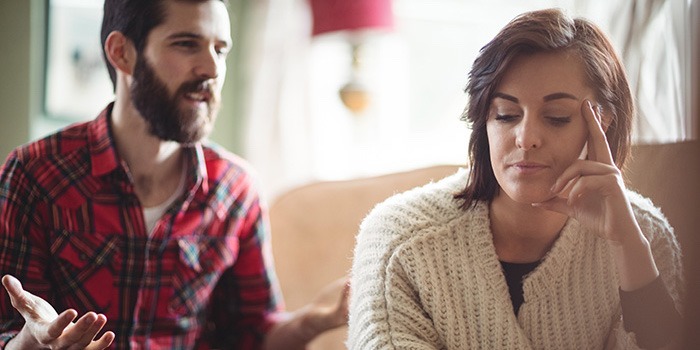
xmin=493 ymin=92 xmax=518 ymax=103
xmin=493 ymin=92 xmax=579 ymax=103
xmin=543 ymin=92 xmax=578 ymax=102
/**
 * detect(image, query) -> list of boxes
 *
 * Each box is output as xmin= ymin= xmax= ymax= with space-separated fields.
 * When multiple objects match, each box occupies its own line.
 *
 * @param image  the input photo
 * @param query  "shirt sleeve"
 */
xmin=0 ymin=152 xmax=47 ymax=348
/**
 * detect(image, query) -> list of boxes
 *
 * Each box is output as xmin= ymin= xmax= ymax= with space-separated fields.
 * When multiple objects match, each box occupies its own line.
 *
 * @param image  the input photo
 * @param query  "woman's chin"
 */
xmin=500 ymin=188 xmax=555 ymax=206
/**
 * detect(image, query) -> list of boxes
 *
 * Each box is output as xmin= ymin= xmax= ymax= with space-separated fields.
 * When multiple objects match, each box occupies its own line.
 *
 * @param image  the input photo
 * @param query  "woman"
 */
xmin=348 ymin=8 xmax=683 ymax=350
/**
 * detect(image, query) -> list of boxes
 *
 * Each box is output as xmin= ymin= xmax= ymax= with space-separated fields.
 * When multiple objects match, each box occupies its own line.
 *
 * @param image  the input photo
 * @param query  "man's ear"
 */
xmin=104 ymin=31 xmax=137 ymax=76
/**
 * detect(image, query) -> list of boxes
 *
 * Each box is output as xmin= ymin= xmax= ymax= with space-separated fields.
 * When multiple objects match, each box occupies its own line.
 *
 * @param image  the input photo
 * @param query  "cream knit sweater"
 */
xmin=348 ymin=169 xmax=683 ymax=350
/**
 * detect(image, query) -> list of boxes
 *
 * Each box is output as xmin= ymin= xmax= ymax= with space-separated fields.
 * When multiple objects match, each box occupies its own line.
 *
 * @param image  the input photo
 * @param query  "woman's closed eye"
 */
xmin=545 ymin=116 xmax=572 ymax=126
xmin=495 ymin=114 xmax=519 ymax=123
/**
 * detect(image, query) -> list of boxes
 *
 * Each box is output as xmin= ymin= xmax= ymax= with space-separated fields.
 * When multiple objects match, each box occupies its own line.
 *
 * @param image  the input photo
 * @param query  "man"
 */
xmin=0 ymin=0 xmax=347 ymax=349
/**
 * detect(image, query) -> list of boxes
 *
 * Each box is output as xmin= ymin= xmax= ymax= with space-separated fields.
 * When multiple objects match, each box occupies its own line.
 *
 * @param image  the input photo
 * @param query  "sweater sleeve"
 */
xmin=608 ymin=194 xmax=685 ymax=349
xmin=619 ymin=276 xmax=682 ymax=349
xmin=347 ymin=206 xmax=443 ymax=350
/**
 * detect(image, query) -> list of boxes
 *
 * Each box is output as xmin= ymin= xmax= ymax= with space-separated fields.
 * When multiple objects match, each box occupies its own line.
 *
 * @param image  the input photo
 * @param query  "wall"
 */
xmin=0 ymin=1 xmax=35 ymax=159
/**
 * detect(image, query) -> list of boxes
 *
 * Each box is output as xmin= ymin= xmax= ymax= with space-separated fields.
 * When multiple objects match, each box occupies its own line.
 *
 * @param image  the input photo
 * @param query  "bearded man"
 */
xmin=0 ymin=1 xmax=347 ymax=349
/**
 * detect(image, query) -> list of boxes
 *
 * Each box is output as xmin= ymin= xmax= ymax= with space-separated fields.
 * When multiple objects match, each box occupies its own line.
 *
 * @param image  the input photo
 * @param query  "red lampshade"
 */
xmin=309 ymin=0 xmax=394 ymax=36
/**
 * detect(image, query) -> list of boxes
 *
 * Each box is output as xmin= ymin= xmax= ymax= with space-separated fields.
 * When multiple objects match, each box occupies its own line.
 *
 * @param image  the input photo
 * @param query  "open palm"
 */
xmin=1 ymin=275 xmax=114 ymax=350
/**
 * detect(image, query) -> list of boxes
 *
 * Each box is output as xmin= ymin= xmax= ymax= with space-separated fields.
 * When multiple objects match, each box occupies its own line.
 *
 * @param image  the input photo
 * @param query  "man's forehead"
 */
xmin=156 ymin=0 xmax=231 ymax=41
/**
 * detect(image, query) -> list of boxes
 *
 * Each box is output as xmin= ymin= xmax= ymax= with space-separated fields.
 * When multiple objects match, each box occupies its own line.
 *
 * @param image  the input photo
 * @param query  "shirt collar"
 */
xmin=183 ymin=143 xmax=210 ymax=195
xmin=87 ymin=102 xmax=210 ymax=195
xmin=87 ymin=103 xmax=120 ymax=177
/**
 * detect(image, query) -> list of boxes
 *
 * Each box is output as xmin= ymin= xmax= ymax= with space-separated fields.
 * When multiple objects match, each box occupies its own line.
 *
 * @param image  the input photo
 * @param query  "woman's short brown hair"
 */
xmin=455 ymin=8 xmax=634 ymax=209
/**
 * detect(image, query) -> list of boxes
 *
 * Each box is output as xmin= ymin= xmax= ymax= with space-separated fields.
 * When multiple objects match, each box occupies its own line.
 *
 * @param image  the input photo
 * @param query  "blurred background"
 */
xmin=1 ymin=0 xmax=696 ymax=197
xmin=0 ymin=0 xmax=698 ymax=347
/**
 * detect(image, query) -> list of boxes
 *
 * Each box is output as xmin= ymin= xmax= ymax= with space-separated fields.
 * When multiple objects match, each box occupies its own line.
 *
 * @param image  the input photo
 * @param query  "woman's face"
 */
xmin=486 ymin=50 xmax=596 ymax=204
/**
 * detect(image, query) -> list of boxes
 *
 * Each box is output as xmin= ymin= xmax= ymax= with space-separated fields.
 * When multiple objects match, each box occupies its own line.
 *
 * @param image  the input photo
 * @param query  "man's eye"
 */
xmin=216 ymin=47 xmax=230 ymax=57
xmin=174 ymin=41 xmax=197 ymax=48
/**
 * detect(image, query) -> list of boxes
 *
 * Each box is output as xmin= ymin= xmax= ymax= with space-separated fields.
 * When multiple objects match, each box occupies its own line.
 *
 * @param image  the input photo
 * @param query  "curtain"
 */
xmin=236 ymin=0 xmax=316 ymax=199
xmin=573 ymin=0 xmax=695 ymax=143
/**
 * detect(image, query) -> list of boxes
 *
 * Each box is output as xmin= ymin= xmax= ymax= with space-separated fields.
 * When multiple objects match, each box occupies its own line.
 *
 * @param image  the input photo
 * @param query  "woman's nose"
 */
xmin=515 ymin=117 xmax=542 ymax=150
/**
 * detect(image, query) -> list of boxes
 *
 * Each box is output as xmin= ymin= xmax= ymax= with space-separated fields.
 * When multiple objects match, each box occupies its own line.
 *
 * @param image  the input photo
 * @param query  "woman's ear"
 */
xmin=104 ymin=31 xmax=137 ymax=76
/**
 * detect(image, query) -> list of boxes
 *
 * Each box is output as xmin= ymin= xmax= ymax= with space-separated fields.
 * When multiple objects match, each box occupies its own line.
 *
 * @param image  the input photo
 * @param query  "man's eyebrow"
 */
xmin=167 ymin=32 xmax=231 ymax=46
xmin=167 ymin=32 xmax=202 ymax=40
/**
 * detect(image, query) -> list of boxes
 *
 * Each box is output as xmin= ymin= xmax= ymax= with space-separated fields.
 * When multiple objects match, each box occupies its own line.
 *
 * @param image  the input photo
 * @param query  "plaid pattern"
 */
xmin=0 ymin=104 xmax=283 ymax=349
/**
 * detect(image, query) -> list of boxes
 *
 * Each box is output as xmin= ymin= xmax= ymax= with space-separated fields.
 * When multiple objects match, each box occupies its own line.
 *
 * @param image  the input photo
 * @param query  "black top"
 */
xmin=500 ymin=260 xmax=540 ymax=315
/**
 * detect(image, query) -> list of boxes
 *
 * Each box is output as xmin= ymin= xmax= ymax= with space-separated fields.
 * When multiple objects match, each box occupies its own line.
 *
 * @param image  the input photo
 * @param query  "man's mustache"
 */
xmin=178 ymin=80 xmax=217 ymax=100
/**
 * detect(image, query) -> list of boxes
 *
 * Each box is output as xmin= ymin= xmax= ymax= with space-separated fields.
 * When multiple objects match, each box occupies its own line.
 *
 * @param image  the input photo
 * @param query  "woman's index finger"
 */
xmin=582 ymin=99 xmax=615 ymax=165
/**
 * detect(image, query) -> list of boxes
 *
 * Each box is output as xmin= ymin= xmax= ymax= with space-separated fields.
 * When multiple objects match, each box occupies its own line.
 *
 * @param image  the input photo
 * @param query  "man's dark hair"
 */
xmin=100 ymin=0 xmax=228 ymax=92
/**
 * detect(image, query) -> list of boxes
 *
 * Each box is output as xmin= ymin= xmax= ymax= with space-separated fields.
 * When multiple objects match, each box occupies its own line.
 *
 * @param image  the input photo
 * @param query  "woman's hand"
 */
xmin=2 ymin=275 xmax=115 ymax=350
xmin=533 ymin=100 xmax=659 ymax=291
xmin=533 ymin=100 xmax=637 ymax=245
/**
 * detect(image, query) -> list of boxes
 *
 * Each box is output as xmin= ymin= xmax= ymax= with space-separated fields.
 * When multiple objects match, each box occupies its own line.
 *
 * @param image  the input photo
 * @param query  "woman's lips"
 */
xmin=510 ymin=161 xmax=548 ymax=174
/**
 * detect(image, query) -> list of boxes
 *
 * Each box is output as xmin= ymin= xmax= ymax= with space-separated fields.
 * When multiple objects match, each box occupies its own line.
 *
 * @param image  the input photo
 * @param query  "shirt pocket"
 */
xmin=49 ymin=229 xmax=121 ymax=316
xmin=170 ymin=235 xmax=238 ymax=316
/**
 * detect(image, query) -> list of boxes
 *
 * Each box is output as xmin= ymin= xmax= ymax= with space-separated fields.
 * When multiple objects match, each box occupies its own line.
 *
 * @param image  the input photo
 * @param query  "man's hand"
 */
xmin=301 ymin=276 xmax=350 ymax=336
xmin=264 ymin=276 xmax=349 ymax=350
xmin=1 ymin=275 xmax=115 ymax=350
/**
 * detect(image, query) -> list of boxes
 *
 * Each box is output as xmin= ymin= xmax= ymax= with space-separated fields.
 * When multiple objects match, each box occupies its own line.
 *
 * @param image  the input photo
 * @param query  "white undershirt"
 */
xmin=142 ymin=163 xmax=186 ymax=235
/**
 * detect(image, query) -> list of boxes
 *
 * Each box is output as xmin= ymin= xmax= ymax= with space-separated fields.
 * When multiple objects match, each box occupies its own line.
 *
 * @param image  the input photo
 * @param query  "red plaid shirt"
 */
xmin=0 ymin=104 xmax=283 ymax=349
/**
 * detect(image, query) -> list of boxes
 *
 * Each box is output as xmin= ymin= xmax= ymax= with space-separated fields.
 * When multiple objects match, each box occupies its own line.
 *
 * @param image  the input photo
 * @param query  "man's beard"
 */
xmin=130 ymin=55 xmax=220 ymax=144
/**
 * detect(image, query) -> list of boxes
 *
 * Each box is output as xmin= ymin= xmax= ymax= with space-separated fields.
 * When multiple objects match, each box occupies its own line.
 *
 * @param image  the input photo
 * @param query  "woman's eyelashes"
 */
xmin=545 ymin=116 xmax=572 ymax=126
xmin=495 ymin=114 xmax=518 ymax=122
xmin=493 ymin=114 xmax=572 ymax=126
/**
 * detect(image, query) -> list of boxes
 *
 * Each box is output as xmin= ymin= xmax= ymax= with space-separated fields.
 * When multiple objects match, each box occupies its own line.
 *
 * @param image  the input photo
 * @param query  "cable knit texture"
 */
xmin=348 ymin=168 xmax=684 ymax=350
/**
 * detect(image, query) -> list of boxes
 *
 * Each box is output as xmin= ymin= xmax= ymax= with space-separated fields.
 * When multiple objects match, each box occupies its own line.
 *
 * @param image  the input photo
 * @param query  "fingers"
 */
xmin=48 ymin=312 xmax=112 ymax=350
xmin=532 ymin=196 xmax=571 ymax=216
xmin=541 ymin=174 xmax=610 ymax=214
xmin=2 ymin=275 xmax=27 ymax=307
xmin=1 ymin=275 xmax=56 ymax=320
xmin=336 ymin=279 xmax=350 ymax=321
xmin=2 ymin=275 xmax=114 ymax=349
xmin=535 ymin=172 xmax=622 ymax=216
xmin=88 ymin=331 xmax=115 ymax=350
xmin=46 ymin=309 xmax=79 ymax=338
xmin=68 ymin=313 xmax=108 ymax=348
xmin=582 ymin=100 xmax=615 ymax=166
xmin=551 ymin=159 xmax=618 ymax=195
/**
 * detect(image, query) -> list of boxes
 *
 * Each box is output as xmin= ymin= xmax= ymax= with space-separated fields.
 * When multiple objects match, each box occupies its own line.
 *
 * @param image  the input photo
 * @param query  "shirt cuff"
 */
xmin=0 ymin=331 xmax=19 ymax=349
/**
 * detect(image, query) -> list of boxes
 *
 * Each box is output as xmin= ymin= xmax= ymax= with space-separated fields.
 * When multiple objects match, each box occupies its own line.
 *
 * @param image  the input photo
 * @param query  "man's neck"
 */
xmin=110 ymin=98 xmax=186 ymax=207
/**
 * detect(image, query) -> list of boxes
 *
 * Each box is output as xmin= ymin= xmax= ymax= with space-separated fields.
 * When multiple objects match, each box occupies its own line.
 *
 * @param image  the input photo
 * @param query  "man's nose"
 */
xmin=194 ymin=47 xmax=223 ymax=80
